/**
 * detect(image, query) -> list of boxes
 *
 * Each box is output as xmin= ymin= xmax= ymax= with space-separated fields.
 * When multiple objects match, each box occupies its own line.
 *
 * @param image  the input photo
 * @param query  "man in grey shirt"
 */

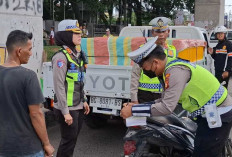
xmin=0 ymin=30 xmax=54 ymax=157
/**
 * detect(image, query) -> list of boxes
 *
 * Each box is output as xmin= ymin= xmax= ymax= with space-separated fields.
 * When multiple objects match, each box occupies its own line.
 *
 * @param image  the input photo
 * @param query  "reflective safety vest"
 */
xmin=138 ymin=44 xmax=176 ymax=93
xmin=165 ymin=58 xmax=227 ymax=118
xmin=62 ymin=49 xmax=85 ymax=107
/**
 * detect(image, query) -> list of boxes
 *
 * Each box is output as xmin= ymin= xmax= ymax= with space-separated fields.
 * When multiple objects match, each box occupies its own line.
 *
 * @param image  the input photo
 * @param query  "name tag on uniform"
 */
xmin=68 ymin=70 xmax=78 ymax=73
xmin=205 ymin=104 xmax=222 ymax=128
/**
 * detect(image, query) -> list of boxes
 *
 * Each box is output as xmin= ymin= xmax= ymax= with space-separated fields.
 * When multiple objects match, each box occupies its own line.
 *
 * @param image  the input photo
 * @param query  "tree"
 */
xmin=43 ymin=0 xmax=195 ymax=27
xmin=69 ymin=0 xmax=82 ymax=24
xmin=184 ymin=0 xmax=195 ymax=13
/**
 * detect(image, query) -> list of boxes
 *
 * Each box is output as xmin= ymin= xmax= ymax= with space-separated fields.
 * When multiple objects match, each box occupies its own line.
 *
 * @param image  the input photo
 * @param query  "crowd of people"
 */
xmin=1 ymin=17 xmax=232 ymax=157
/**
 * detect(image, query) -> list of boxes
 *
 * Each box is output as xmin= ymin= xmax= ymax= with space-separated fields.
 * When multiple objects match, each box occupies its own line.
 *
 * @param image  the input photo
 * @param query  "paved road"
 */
xmin=47 ymin=118 xmax=127 ymax=157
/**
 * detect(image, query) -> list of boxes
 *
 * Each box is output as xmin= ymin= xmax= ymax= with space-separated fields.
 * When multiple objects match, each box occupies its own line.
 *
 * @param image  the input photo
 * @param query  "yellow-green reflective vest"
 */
xmin=165 ymin=58 xmax=227 ymax=118
xmin=138 ymin=44 xmax=176 ymax=92
xmin=62 ymin=49 xmax=85 ymax=107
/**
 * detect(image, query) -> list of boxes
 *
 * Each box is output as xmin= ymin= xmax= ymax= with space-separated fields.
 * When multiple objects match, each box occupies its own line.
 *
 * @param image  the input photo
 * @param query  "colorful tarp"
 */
xmin=81 ymin=37 xmax=206 ymax=65
xmin=0 ymin=47 xmax=6 ymax=65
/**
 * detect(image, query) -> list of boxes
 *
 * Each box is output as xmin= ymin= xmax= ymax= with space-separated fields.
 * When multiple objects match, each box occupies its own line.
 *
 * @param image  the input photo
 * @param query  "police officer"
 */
xmin=52 ymin=19 xmax=90 ymax=157
xmin=208 ymin=26 xmax=232 ymax=88
xmin=130 ymin=17 xmax=176 ymax=104
xmin=121 ymin=38 xmax=232 ymax=156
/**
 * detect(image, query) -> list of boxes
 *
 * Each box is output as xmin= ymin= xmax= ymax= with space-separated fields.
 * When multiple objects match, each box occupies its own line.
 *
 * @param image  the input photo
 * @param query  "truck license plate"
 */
xmin=90 ymin=96 xmax=122 ymax=110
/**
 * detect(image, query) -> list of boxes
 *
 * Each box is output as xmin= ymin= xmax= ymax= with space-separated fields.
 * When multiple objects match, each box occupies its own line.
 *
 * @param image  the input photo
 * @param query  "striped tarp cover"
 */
xmin=81 ymin=37 xmax=205 ymax=65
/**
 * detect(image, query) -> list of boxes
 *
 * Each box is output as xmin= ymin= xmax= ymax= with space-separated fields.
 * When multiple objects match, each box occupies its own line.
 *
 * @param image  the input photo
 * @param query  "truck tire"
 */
xmin=84 ymin=114 xmax=108 ymax=129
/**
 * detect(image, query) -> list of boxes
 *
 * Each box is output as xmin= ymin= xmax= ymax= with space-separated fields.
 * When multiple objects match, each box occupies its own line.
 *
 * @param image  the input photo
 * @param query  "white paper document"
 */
xmin=126 ymin=116 xmax=147 ymax=127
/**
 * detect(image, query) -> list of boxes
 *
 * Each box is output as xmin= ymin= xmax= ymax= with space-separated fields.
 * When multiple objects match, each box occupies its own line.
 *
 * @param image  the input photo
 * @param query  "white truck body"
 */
xmin=43 ymin=63 xmax=131 ymax=116
xmin=43 ymin=26 xmax=213 ymax=117
xmin=120 ymin=26 xmax=207 ymax=39
xmin=0 ymin=0 xmax=43 ymax=78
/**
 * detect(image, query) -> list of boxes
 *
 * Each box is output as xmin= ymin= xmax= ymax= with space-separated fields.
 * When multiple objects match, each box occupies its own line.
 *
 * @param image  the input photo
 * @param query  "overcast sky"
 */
xmin=225 ymin=0 xmax=231 ymax=14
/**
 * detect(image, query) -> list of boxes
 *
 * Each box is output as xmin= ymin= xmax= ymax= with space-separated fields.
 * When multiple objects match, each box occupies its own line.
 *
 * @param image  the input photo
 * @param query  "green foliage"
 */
xmin=184 ymin=0 xmax=195 ymax=13
xmin=43 ymin=0 xmax=195 ymax=26
xmin=44 ymin=46 xmax=60 ymax=61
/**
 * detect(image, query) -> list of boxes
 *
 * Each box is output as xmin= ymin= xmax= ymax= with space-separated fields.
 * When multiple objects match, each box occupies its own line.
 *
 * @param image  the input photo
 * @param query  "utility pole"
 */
xmin=52 ymin=0 xmax=54 ymax=21
xmin=82 ymin=1 xmax=83 ymax=23
xmin=50 ymin=0 xmax=52 ymax=19
xmin=64 ymin=1 xmax=65 ymax=20
xmin=229 ymin=10 xmax=232 ymax=28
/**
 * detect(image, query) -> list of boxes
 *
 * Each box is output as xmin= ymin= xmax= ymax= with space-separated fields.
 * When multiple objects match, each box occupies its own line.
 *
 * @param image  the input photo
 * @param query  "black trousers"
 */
xmin=137 ymin=89 xmax=161 ymax=103
xmin=193 ymin=116 xmax=232 ymax=157
xmin=54 ymin=108 xmax=84 ymax=157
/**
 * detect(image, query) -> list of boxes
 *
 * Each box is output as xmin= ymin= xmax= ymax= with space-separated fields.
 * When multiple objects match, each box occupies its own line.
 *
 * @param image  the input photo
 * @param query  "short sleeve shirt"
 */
xmin=0 ymin=66 xmax=45 ymax=156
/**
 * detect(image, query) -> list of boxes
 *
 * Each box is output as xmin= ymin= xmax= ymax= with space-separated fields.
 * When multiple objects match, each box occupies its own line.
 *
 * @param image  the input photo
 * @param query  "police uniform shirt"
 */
xmin=150 ymin=65 xmax=232 ymax=116
xmin=130 ymin=63 xmax=142 ymax=102
xmin=52 ymin=46 xmax=84 ymax=115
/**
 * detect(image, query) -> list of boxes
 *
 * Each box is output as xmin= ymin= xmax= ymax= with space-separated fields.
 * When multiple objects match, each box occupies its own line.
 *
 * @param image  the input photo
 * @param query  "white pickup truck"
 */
xmin=42 ymin=26 xmax=214 ymax=128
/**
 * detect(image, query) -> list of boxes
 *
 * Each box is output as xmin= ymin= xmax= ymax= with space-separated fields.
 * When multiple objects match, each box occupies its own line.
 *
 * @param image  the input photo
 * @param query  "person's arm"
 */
xmin=52 ymin=53 xmax=74 ymax=125
xmin=211 ymin=47 xmax=217 ymax=59
xmin=81 ymin=84 xmax=90 ymax=115
xmin=82 ymin=90 xmax=90 ymax=115
xmin=131 ymin=66 xmax=191 ymax=116
xmin=25 ymin=71 xmax=54 ymax=156
xmin=130 ymin=63 xmax=142 ymax=103
xmin=52 ymin=53 xmax=69 ymax=115
xmin=29 ymin=105 xmax=54 ymax=156
xmin=225 ymin=42 xmax=232 ymax=73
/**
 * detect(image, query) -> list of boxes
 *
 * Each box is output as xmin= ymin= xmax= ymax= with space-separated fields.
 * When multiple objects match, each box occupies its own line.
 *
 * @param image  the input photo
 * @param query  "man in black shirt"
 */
xmin=0 ymin=30 xmax=54 ymax=157
xmin=208 ymin=26 xmax=232 ymax=88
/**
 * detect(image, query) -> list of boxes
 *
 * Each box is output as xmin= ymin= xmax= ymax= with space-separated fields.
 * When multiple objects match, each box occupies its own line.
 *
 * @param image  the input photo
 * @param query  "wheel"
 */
xmin=84 ymin=114 xmax=108 ymax=129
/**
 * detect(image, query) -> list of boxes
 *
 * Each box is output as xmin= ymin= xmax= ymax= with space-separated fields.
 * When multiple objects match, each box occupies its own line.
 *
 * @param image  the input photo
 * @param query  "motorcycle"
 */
xmin=123 ymin=113 xmax=232 ymax=157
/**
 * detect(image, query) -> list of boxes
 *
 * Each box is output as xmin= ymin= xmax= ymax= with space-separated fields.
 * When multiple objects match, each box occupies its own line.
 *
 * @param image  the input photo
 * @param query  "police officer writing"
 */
xmin=121 ymin=37 xmax=232 ymax=157
xmin=130 ymin=17 xmax=176 ymax=104
xmin=208 ymin=26 xmax=232 ymax=88
xmin=52 ymin=20 xmax=90 ymax=157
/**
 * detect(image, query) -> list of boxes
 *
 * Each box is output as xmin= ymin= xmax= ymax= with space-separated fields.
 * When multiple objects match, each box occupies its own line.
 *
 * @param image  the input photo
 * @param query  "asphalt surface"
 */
xmin=47 ymin=117 xmax=127 ymax=157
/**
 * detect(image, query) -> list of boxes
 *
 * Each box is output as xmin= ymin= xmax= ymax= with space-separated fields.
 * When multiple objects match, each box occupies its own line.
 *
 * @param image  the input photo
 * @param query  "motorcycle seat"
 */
xmin=147 ymin=114 xmax=197 ymax=133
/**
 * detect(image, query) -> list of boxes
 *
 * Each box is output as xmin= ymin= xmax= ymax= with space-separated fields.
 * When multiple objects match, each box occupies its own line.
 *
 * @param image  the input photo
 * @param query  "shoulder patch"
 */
xmin=57 ymin=59 xmax=65 ymax=68
xmin=223 ymin=45 xmax=226 ymax=50
xmin=165 ymin=73 xmax=170 ymax=89
xmin=168 ymin=50 xmax=173 ymax=57
xmin=66 ymin=48 xmax=72 ymax=54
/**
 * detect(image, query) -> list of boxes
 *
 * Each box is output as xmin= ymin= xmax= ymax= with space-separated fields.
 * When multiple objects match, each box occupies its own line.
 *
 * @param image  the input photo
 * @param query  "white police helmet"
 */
xmin=214 ymin=26 xmax=227 ymax=34
xmin=58 ymin=19 xmax=81 ymax=34
xmin=149 ymin=17 xmax=171 ymax=32
xmin=127 ymin=37 xmax=158 ymax=64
